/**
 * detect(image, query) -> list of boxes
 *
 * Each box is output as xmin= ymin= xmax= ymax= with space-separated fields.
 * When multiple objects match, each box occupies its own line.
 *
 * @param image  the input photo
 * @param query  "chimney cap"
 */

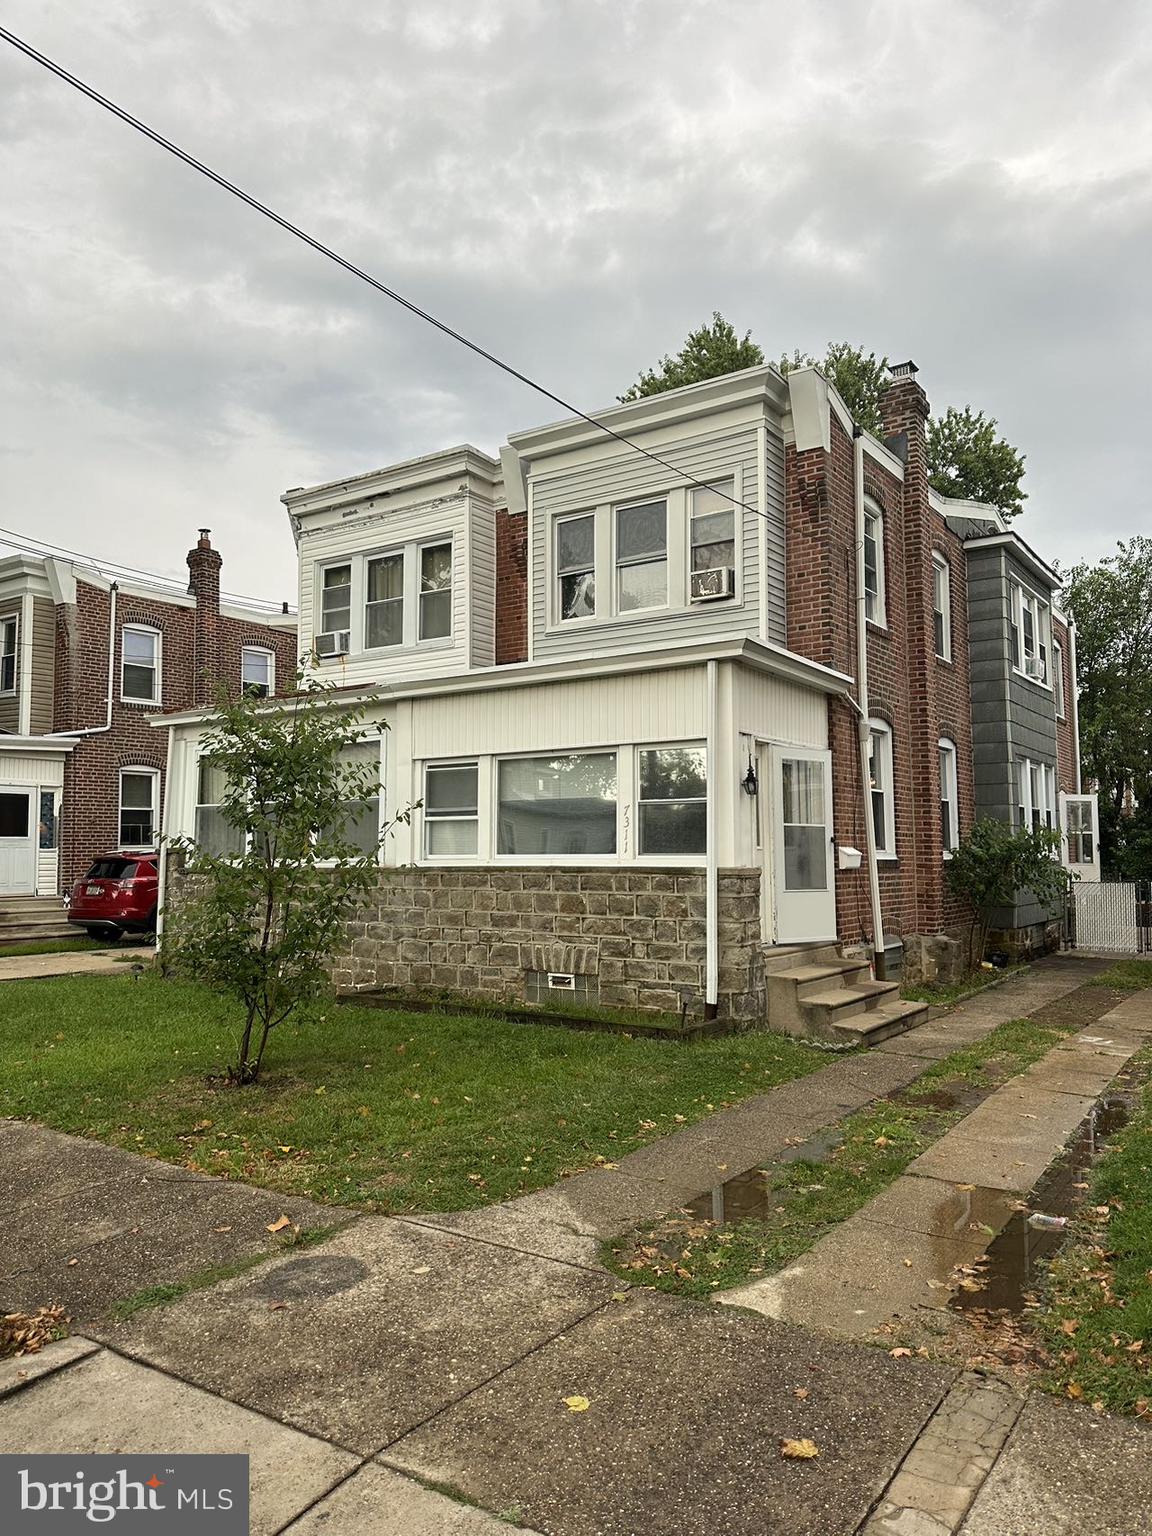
xmin=888 ymin=360 xmax=919 ymax=379
xmin=196 ymin=528 xmax=212 ymax=549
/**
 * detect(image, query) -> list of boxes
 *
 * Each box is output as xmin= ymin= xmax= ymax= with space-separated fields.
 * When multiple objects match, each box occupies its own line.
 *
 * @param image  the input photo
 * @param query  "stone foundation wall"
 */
xmin=333 ymin=865 xmax=767 ymax=1021
xmin=900 ymin=925 xmax=976 ymax=985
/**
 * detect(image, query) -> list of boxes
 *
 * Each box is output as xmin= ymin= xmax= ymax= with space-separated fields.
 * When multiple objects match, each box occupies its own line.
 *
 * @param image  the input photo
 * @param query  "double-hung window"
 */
xmin=556 ymin=514 xmax=596 ymax=621
xmin=320 ymin=564 xmax=352 ymax=644
xmin=419 ymin=543 xmax=453 ymax=640
xmin=868 ymin=720 xmax=896 ymax=857
xmin=195 ymin=755 xmax=245 ymax=857
xmin=119 ymin=768 xmax=158 ymax=846
xmin=498 ymin=753 xmax=617 ymax=855
xmin=122 ymin=626 xmax=160 ymax=704
xmin=334 ymin=739 xmax=382 ymax=855
xmin=241 ymin=646 xmax=274 ymax=698
xmin=933 ymin=553 xmax=952 ymax=660
xmin=1010 ymin=582 xmax=1050 ymax=683
xmin=365 ymin=554 xmax=403 ymax=649
xmin=863 ymin=503 xmax=886 ymax=625
xmin=690 ymin=484 xmax=736 ymax=593
xmin=0 ymin=615 xmax=17 ymax=693
xmin=637 ymin=746 xmax=707 ymax=855
xmin=424 ymin=762 xmax=479 ymax=857
xmin=1017 ymin=758 xmax=1056 ymax=831
xmin=615 ymin=501 xmax=667 ymax=612
xmin=938 ymin=738 xmax=959 ymax=854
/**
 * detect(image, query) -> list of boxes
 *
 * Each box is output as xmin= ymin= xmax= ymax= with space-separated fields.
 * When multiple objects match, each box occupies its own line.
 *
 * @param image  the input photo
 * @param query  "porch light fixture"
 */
xmin=741 ymin=758 xmax=758 ymax=797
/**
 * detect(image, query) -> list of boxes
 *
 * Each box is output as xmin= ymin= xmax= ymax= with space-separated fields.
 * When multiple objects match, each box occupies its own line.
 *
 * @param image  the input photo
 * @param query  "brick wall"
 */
xmin=784 ymin=375 xmax=975 ymax=968
xmin=57 ymin=541 xmax=298 ymax=892
xmin=331 ymin=866 xmax=766 ymax=1020
xmin=495 ymin=508 xmax=528 ymax=665
xmin=1052 ymin=614 xmax=1077 ymax=793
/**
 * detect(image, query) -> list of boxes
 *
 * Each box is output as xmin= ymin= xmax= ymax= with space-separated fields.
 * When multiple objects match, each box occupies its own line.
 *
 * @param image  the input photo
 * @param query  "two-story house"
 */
xmin=0 ymin=531 xmax=296 ymax=929
xmin=155 ymin=361 xmax=1087 ymax=1037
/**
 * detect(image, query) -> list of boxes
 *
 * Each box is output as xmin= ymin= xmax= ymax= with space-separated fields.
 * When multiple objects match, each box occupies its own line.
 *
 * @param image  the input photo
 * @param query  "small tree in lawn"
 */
xmin=164 ymin=681 xmax=404 ymax=1085
xmin=945 ymin=818 xmax=1071 ymax=968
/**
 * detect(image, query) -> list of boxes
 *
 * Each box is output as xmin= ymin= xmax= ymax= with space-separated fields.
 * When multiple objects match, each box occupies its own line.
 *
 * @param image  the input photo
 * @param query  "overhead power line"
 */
xmin=0 ymin=23 xmax=771 ymax=524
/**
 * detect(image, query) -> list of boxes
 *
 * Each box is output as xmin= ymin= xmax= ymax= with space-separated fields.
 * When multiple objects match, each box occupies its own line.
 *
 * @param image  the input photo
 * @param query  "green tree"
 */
xmin=778 ymin=342 xmax=889 ymax=435
xmin=1062 ymin=537 xmax=1152 ymax=877
xmin=619 ymin=312 xmax=763 ymax=402
xmin=926 ymin=406 xmax=1027 ymax=518
xmin=945 ymin=819 xmax=1071 ymax=965
xmin=163 ymin=682 xmax=407 ymax=1084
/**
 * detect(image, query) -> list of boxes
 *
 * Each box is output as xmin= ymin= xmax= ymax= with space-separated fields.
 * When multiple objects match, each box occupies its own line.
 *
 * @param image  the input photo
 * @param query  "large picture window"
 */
xmin=638 ymin=746 xmax=707 ymax=854
xmin=119 ymin=768 xmax=158 ymax=847
xmin=121 ymin=626 xmax=160 ymax=704
xmin=615 ymin=501 xmax=667 ymax=613
xmin=424 ymin=762 xmax=479 ymax=857
xmin=498 ymin=753 xmax=617 ymax=855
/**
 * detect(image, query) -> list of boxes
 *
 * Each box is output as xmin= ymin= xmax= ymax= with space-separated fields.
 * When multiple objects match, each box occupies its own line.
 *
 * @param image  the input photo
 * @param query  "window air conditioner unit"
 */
xmin=315 ymin=630 xmax=351 ymax=658
xmin=1025 ymin=655 xmax=1043 ymax=679
xmin=690 ymin=567 xmax=735 ymax=602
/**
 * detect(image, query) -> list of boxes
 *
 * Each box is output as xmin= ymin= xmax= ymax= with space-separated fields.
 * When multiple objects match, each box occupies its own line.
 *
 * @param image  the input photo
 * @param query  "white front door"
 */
xmin=768 ymin=747 xmax=836 ymax=943
xmin=0 ymin=788 xmax=37 ymax=895
xmin=1060 ymin=792 xmax=1101 ymax=882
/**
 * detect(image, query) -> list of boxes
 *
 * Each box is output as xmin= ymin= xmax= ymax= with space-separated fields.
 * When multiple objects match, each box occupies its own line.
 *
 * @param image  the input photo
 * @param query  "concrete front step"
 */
xmin=829 ymin=998 xmax=931 ymax=1047
xmin=798 ymin=979 xmax=904 ymax=1028
xmin=0 ymin=924 xmax=79 ymax=945
xmin=760 ymin=942 xmax=843 ymax=975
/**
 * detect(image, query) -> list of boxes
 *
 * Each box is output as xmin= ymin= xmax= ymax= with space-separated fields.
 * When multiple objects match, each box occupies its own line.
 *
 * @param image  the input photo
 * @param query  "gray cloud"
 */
xmin=2 ymin=0 xmax=1150 ymax=598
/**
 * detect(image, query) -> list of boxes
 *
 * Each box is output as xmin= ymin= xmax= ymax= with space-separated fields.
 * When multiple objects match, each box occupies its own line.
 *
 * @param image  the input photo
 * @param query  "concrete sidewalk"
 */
xmin=4 ymin=954 xmax=1150 ymax=1534
xmin=0 ymin=946 xmax=152 ymax=982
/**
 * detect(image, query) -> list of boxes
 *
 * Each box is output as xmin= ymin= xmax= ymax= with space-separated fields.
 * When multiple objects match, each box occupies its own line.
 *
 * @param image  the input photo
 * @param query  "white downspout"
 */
xmin=47 ymin=583 xmax=118 ymax=738
xmin=705 ymin=657 xmax=719 ymax=1017
xmin=154 ymin=722 xmax=176 ymax=956
xmin=853 ymin=430 xmax=887 ymax=980
xmin=1068 ymin=618 xmax=1082 ymax=794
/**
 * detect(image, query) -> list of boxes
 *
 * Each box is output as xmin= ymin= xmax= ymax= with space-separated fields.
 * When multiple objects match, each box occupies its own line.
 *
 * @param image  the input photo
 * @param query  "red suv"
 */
xmin=68 ymin=851 xmax=159 ymax=941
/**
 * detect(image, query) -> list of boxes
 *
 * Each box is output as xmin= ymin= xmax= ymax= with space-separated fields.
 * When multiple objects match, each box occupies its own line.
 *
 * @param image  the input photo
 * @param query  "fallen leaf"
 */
xmin=794 ymin=1387 xmax=810 ymax=1400
xmin=268 ymin=1301 xmax=288 ymax=1312
xmin=411 ymin=1265 xmax=431 ymax=1276
xmin=563 ymin=1395 xmax=590 ymax=1413
xmin=213 ymin=1226 xmax=233 ymax=1234
xmin=266 ymin=1216 xmax=292 ymax=1233
xmin=1066 ymin=1382 xmax=1084 ymax=1400
xmin=611 ymin=1292 xmax=629 ymax=1303
xmin=66 ymin=1258 xmax=79 ymax=1267
xmin=889 ymin=1347 xmax=913 ymax=1358
xmin=1061 ymin=1319 xmax=1081 ymax=1336
xmin=1127 ymin=1340 xmax=1145 ymax=1353
xmin=780 ymin=1438 xmax=820 ymax=1460
xmin=903 ymin=1258 xmax=914 ymax=1268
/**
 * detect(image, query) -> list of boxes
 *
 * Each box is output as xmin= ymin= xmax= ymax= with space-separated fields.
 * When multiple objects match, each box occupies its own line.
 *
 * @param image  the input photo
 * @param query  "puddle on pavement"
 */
xmin=684 ymin=1128 xmax=844 ymax=1224
xmin=950 ymin=1094 xmax=1131 ymax=1316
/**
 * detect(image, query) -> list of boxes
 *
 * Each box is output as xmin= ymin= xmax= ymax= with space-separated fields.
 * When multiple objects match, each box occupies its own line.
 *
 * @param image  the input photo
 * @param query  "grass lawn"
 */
xmin=0 ymin=972 xmax=829 ymax=1213
xmin=1037 ymin=1051 xmax=1152 ymax=1417
xmin=1087 ymin=958 xmax=1152 ymax=991
xmin=608 ymin=1014 xmax=1086 ymax=1299
xmin=0 ymin=937 xmax=109 ymax=959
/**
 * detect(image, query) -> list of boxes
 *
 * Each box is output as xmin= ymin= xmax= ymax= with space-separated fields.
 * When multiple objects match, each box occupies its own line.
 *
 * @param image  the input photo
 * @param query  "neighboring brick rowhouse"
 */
xmin=56 ymin=533 xmax=297 ymax=891
xmin=785 ymin=370 xmax=975 ymax=976
xmin=495 ymin=507 xmax=528 ymax=664
xmin=331 ymin=866 xmax=767 ymax=1020
xmin=1053 ymin=614 xmax=1078 ymax=794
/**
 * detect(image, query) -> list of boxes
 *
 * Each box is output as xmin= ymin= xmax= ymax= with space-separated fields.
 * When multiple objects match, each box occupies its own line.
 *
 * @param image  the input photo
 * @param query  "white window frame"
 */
xmin=423 ymin=759 xmax=480 ymax=861
xmin=863 ymin=501 xmax=887 ymax=628
xmin=118 ymin=766 xmax=159 ymax=848
xmin=554 ymin=511 xmax=598 ymax=625
xmin=417 ymin=539 xmax=454 ymax=643
xmin=241 ymin=645 xmax=275 ymax=698
xmin=1052 ymin=639 xmax=1065 ymax=719
xmin=614 ymin=498 xmax=669 ymax=615
xmin=867 ymin=719 xmax=896 ymax=859
xmin=938 ymin=737 xmax=959 ymax=856
xmin=1017 ymin=757 xmax=1057 ymax=833
xmin=1009 ymin=580 xmax=1051 ymax=687
xmin=315 ymin=539 xmax=456 ymax=659
xmin=495 ymin=749 xmax=621 ymax=861
xmin=121 ymin=625 xmax=161 ymax=705
xmin=932 ymin=552 xmax=952 ymax=661
xmin=635 ymin=742 xmax=708 ymax=860
xmin=0 ymin=614 xmax=17 ymax=695
xmin=545 ymin=479 xmax=743 ymax=634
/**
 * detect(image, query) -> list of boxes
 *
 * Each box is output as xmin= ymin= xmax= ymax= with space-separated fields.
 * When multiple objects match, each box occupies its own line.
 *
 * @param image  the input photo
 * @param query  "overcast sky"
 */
xmin=2 ymin=1 xmax=1149 ymax=603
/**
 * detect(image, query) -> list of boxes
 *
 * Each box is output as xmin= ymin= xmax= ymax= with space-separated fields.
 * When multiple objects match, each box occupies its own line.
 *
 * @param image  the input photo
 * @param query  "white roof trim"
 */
xmin=0 ymin=734 xmax=79 ymax=754
xmin=153 ymin=635 xmax=852 ymax=730
xmin=963 ymin=532 xmax=1061 ymax=589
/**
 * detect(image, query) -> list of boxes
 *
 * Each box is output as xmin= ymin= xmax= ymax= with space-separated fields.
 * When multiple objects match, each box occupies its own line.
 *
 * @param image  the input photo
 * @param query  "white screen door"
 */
xmin=0 ymin=788 xmax=36 ymax=895
xmin=769 ymin=747 xmax=836 ymax=943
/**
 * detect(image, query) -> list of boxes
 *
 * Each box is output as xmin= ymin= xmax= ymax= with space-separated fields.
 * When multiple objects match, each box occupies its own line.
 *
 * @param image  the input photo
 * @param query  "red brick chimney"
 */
xmin=187 ymin=528 xmax=222 ymax=707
